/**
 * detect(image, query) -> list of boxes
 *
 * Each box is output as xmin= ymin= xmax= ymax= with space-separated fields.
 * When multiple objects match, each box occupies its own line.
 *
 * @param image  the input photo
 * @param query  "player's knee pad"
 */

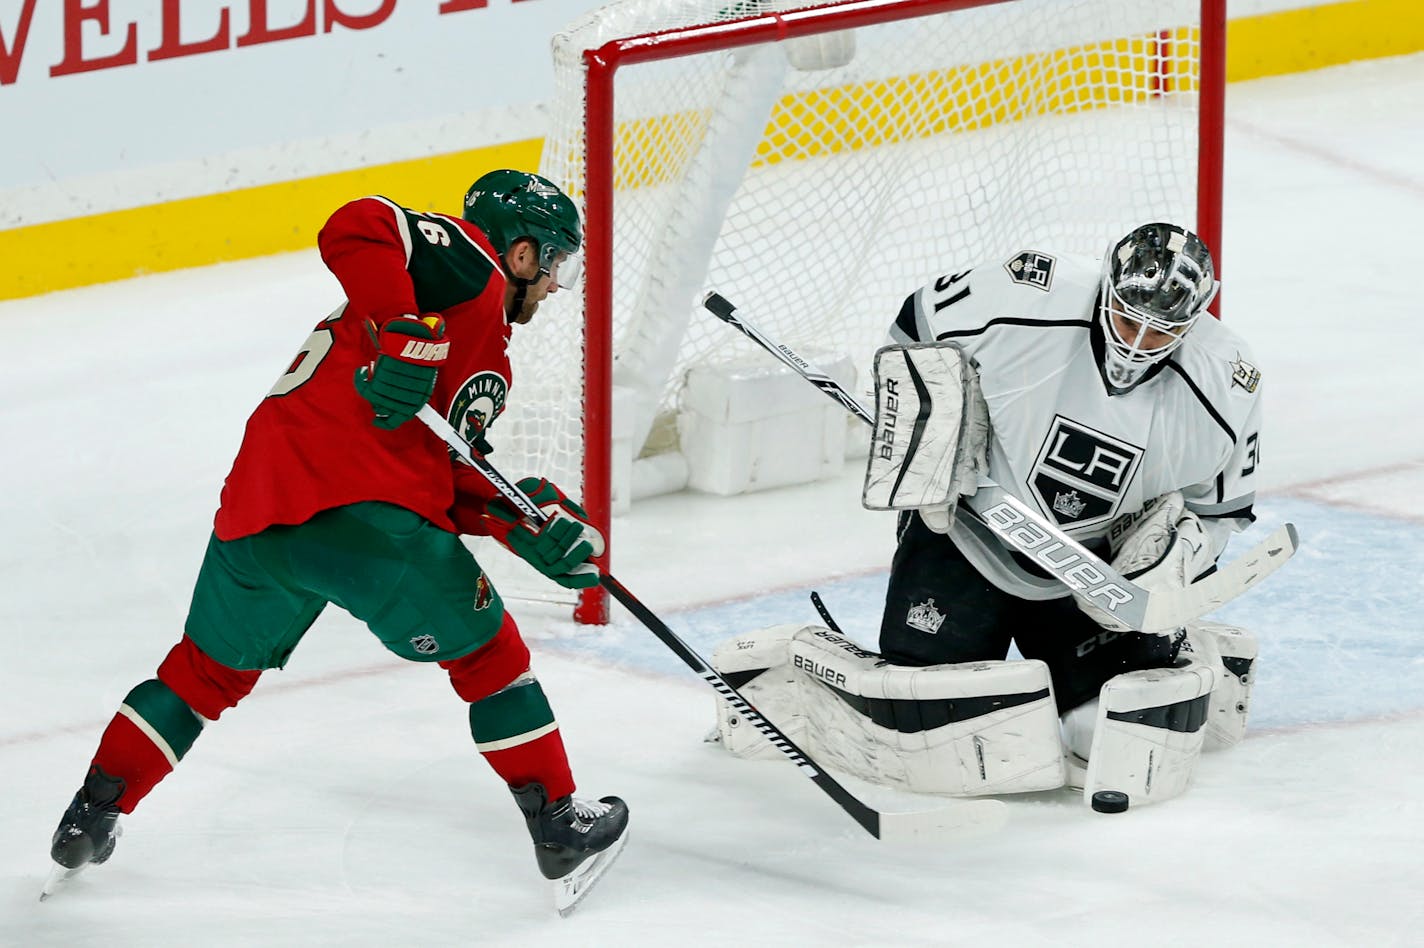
xmin=711 ymin=624 xmax=1066 ymax=796
xmin=1183 ymin=621 xmax=1258 ymax=750
xmin=1070 ymin=654 xmax=1215 ymax=808
xmin=156 ymin=635 xmax=262 ymax=721
xmin=440 ymin=611 xmax=532 ymax=703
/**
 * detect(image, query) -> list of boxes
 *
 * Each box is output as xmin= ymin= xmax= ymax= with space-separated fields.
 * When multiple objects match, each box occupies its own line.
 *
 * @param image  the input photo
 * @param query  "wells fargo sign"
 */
xmin=1 ymin=1 xmax=502 ymax=85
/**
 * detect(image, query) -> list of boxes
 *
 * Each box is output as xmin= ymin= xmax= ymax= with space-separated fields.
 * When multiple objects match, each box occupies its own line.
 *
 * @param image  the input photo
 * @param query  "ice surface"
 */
xmin=3 ymin=54 xmax=1423 ymax=947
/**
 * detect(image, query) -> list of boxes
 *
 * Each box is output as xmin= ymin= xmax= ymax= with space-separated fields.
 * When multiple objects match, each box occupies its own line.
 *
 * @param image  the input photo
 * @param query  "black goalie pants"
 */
xmin=878 ymin=512 xmax=1182 ymax=712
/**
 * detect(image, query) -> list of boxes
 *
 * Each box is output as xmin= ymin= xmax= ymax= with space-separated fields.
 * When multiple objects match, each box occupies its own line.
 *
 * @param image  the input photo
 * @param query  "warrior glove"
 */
xmin=354 ymin=315 xmax=449 ymax=429
xmin=485 ymin=478 xmax=604 ymax=590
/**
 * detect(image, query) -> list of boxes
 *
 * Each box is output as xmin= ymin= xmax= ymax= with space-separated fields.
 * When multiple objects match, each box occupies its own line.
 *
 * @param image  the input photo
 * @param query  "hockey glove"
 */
xmin=354 ymin=315 xmax=449 ymax=430
xmin=1078 ymin=491 xmax=1216 ymax=632
xmin=484 ymin=478 xmax=605 ymax=590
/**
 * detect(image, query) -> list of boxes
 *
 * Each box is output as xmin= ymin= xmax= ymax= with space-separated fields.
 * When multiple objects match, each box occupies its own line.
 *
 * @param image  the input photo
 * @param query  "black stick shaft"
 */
xmin=415 ymin=405 xmax=886 ymax=839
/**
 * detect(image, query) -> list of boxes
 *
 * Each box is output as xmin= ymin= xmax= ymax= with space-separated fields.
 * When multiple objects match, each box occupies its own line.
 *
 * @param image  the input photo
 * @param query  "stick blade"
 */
xmin=1140 ymin=522 xmax=1300 ymax=632
xmin=874 ymin=797 xmax=1009 ymax=844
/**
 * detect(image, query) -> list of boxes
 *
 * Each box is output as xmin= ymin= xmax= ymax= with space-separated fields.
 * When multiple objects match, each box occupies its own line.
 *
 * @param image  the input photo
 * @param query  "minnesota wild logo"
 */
xmin=448 ymin=371 xmax=508 ymax=449
xmin=474 ymin=573 xmax=494 ymax=611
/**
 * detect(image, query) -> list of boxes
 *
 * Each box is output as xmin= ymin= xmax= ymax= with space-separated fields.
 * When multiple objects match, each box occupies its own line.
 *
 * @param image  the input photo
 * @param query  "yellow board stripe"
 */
xmin=1227 ymin=0 xmax=1424 ymax=82
xmin=0 ymin=138 xmax=542 ymax=303
xmin=2 ymin=1 xmax=1419 ymax=303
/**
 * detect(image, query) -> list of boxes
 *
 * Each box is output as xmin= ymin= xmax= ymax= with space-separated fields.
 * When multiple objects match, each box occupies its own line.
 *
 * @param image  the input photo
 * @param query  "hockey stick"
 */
xmin=702 ymin=290 xmax=1299 ymax=634
xmin=416 ymin=405 xmax=1002 ymax=842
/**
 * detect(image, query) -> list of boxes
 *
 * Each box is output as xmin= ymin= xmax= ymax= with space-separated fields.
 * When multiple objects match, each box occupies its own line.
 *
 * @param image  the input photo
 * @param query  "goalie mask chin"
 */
xmin=1096 ymin=222 xmax=1220 ymax=394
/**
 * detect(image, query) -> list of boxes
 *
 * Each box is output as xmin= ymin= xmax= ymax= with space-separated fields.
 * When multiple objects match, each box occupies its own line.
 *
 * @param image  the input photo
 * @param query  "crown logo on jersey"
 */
xmin=907 ymin=598 xmax=946 ymax=635
xmin=1053 ymin=490 xmax=1088 ymax=519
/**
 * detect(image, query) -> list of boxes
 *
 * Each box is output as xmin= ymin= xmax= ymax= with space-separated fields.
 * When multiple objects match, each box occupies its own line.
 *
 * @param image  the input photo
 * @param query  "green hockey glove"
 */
xmin=354 ymin=315 xmax=448 ymax=430
xmin=484 ymin=478 xmax=604 ymax=589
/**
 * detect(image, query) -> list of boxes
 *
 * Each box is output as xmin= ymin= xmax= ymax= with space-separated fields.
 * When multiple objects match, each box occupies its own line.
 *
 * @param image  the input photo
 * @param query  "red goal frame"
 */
xmin=572 ymin=0 xmax=1227 ymax=623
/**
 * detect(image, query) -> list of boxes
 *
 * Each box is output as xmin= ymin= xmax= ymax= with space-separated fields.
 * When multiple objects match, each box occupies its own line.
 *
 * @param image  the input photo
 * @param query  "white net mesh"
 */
xmin=489 ymin=0 xmax=1209 ymax=609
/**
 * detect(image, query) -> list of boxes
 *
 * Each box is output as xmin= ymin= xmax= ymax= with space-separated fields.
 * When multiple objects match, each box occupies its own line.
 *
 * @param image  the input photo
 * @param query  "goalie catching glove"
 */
xmin=1078 ymin=491 xmax=1216 ymax=632
xmin=354 ymin=315 xmax=449 ymax=429
xmin=483 ymin=478 xmax=604 ymax=590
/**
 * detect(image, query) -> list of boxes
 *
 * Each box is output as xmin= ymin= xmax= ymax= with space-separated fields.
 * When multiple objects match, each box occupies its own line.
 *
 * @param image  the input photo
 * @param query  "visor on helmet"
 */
xmin=540 ymin=243 xmax=583 ymax=289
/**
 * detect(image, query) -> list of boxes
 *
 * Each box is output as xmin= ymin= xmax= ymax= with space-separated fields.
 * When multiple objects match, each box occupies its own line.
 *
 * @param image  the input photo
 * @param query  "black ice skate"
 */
xmin=511 ymin=782 xmax=629 ymax=917
xmin=41 ymin=767 xmax=125 ymax=901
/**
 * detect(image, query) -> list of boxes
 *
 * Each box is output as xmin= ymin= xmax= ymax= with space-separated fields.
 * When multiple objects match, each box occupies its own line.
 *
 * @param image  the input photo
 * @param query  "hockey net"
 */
xmin=482 ymin=0 xmax=1223 ymax=622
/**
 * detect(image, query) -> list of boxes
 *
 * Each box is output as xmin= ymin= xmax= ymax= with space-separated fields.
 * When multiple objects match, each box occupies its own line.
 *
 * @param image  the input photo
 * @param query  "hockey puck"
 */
xmin=1091 ymin=790 xmax=1130 ymax=813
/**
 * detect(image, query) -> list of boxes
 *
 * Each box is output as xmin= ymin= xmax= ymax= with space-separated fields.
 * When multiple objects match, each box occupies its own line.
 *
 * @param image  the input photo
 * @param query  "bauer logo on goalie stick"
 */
xmin=978 ymin=502 xmax=1134 ymax=614
xmin=1004 ymin=251 xmax=1056 ymax=291
xmin=1032 ymin=416 xmax=1143 ymax=529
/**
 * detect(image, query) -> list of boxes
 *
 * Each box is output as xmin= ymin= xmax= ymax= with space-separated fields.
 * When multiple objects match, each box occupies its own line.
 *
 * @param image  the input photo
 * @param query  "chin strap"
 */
xmin=507 ymin=276 xmax=531 ymax=321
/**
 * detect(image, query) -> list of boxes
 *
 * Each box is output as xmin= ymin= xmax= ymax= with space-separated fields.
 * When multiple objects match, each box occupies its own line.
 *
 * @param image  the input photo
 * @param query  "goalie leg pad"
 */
xmin=1184 ymin=621 xmax=1258 ymax=750
xmin=709 ymin=625 xmax=1066 ymax=794
xmin=709 ymin=624 xmax=810 ymax=761
xmin=790 ymin=626 xmax=1064 ymax=795
xmin=1082 ymin=658 xmax=1215 ymax=808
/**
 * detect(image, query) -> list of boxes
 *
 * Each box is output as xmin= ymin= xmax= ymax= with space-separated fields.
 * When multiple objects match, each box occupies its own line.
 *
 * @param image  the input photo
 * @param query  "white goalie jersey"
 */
xmin=888 ymin=250 xmax=1264 ymax=600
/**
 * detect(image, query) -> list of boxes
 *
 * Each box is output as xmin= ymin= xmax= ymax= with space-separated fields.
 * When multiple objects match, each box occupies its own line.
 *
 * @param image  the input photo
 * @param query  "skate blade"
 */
xmin=553 ymin=828 xmax=629 ymax=918
xmin=40 ymin=863 xmax=85 ymax=902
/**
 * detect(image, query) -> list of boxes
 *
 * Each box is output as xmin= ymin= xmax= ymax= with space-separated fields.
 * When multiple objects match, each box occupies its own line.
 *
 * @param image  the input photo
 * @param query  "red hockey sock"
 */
xmin=442 ymin=613 xmax=575 ymax=798
xmin=86 ymin=638 xmax=261 ymax=813
xmin=477 ymin=721 xmax=576 ymax=802
xmin=90 ymin=679 xmax=203 ymax=814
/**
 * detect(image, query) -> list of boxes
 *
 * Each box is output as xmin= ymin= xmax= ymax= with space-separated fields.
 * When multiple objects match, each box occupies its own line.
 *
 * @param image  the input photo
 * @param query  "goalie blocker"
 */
xmin=710 ymin=621 xmax=1256 ymax=806
xmin=862 ymin=342 xmax=989 ymax=531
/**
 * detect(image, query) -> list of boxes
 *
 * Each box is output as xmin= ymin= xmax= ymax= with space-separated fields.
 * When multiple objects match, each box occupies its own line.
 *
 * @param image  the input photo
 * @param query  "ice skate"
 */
xmin=41 ymin=767 xmax=125 ymax=901
xmin=511 ymin=782 xmax=629 ymax=917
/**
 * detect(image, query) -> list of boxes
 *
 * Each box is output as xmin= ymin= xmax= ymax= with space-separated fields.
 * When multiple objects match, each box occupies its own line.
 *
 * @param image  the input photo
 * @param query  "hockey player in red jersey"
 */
xmin=45 ymin=170 xmax=628 ymax=913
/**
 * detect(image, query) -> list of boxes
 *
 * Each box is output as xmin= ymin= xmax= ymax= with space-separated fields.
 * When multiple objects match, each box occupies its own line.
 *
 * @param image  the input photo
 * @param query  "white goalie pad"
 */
xmin=710 ymin=624 xmax=1065 ymax=796
xmin=862 ymin=343 xmax=989 ymax=524
xmin=708 ymin=624 xmax=810 ymax=760
xmin=1080 ymin=657 xmax=1215 ymax=808
xmin=1182 ymin=621 xmax=1259 ymax=750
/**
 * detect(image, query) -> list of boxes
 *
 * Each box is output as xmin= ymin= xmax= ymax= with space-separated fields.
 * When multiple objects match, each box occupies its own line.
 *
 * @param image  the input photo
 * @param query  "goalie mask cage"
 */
xmin=486 ymin=0 xmax=1225 ymax=623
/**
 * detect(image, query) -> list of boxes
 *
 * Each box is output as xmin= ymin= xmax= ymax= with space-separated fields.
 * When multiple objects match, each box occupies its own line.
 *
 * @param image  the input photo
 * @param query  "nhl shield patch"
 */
xmin=1030 ymin=415 xmax=1143 ymax=529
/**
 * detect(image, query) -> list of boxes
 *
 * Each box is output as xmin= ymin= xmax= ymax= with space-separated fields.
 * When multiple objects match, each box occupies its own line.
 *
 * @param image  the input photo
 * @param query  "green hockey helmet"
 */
xmin=462 ymin=170 xmax=582 ymax=285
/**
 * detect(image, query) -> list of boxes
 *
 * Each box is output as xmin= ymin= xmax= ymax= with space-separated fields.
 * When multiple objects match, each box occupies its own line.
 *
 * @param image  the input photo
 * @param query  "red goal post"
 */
xmin=494 ymin=0 xmax=1226 ymax=623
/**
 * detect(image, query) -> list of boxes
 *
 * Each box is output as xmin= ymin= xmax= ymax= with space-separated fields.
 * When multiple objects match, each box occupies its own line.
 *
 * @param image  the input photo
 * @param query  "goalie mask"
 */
xmin=1097 ymin=223 xmax=1219 ymax=394
xmin=462 ymin=170 xmax=583 ymax=288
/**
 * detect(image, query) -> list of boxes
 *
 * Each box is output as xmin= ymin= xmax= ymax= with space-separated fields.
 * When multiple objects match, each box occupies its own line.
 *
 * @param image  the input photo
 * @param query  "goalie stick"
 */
xmin=702 ymin=290 xmax=1299 ymax=634
xmin=416 ymin=405 xmax=1003 ymax=843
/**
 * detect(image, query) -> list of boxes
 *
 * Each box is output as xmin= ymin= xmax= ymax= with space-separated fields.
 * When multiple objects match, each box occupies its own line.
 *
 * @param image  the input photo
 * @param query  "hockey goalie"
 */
xmin=709 ymin=223 xmax=1266 ymax=808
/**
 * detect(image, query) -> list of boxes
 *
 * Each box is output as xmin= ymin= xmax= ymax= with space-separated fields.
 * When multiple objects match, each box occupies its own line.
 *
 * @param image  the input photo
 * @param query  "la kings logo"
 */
xmin=1031 ymin=415 xmax=1143 ymax=529
xmin=449 ymin=371 xmax=508 ymax=449
xmin=1004 ymin=251 xmax=1056 ymax=291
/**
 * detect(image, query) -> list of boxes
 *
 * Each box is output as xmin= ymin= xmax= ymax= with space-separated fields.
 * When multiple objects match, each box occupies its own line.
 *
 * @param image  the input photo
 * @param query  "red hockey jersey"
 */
xmin=213 ymin=196 xmax=510 ymax=541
